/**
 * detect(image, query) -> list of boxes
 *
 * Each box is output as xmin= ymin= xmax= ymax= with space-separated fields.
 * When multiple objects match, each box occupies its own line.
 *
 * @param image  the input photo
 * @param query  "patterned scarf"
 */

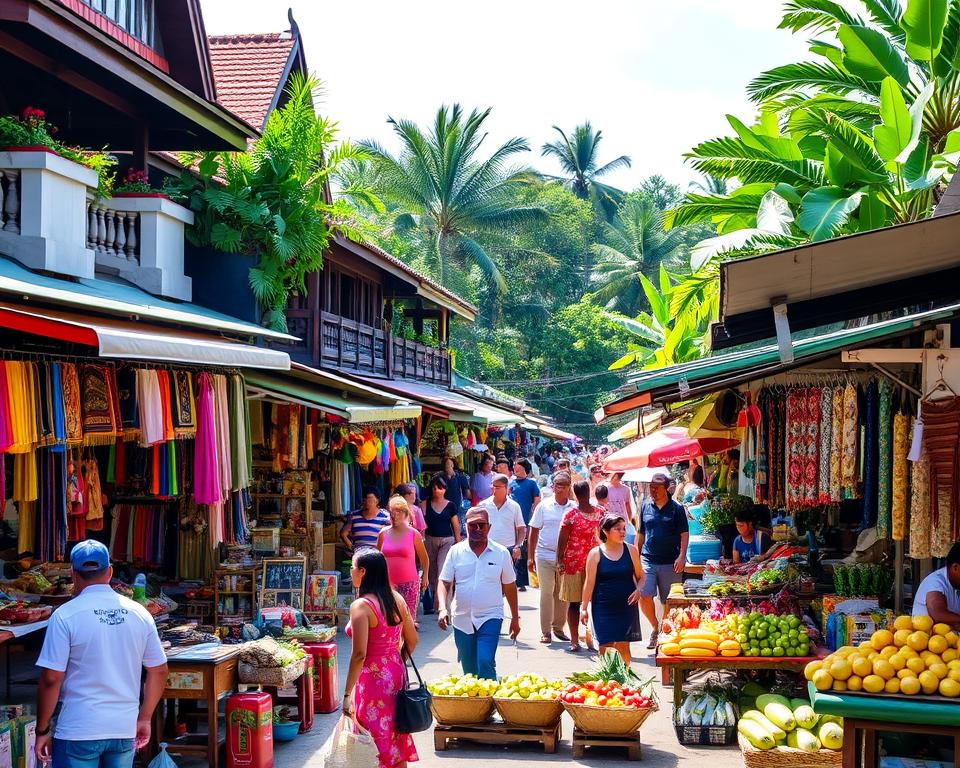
xmin=803 ymin=387 xmax=821 ymax=506
xmin=61 ymin=363 xmax=83 ymax=446
xmin=116 ymin=366 xmax=140 ymax=440
xmin=876 ymin=380 xmax=893 ymax=538
xmin=829 ymin=387 xmax=844 ymax=502
xmin=786 ymin=388 xmax=807 ymax=509
xmin=909 ymin=448 xmax=931 ymax=559
xmin=818 ymin=387 xmax=832 ymax=504
xmin=891 ymin=412 xmax=909 ymax=541
xmin=0 ymin=363 xmax=12 ymax=452
xmin=862 ymin=381 xmax=878 ymax=529
xmin=172 ymin=370 xmax=197 ymax=438
xmin=841 ymin=383 xmax=859 ymax=498
xmin=80 ymin=364 xmax=120 ymax=445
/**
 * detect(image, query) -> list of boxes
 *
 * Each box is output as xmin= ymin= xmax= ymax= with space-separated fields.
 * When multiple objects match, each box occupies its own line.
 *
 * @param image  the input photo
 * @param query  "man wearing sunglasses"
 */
xmin=437 ymin=507 xmax=521 ymax=680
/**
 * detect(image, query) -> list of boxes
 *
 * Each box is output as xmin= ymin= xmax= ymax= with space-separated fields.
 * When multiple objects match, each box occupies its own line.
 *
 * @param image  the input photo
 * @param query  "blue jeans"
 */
xmin=453 ymin=618 xmax=502 ymax=680
xmin=53 ymin=739 xmax=134 ymax=768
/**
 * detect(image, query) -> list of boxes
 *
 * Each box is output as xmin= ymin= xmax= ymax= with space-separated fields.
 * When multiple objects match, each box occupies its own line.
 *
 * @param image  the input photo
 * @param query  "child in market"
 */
xmin=732 ymin=509 xmax=769 ymax=563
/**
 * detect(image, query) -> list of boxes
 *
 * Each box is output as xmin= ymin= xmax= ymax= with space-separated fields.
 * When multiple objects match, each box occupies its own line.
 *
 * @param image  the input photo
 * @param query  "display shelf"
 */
xmin=249 ymin=466 xmax=316 ymax=568
xmin=213 ymin=568 xmax=257 ymax=628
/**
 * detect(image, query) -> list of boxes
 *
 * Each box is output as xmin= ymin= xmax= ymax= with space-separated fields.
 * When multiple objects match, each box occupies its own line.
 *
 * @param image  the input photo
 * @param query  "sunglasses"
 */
xmin=467 ymin=522 xmax=488 ymax=530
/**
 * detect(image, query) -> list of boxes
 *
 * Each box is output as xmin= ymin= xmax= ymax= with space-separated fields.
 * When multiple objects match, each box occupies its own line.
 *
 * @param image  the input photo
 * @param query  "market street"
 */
xmin=275 ymin=586 xmax=743 ymax=768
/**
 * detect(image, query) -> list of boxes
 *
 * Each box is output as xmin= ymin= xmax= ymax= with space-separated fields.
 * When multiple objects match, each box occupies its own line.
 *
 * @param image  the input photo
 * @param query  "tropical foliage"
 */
xmin=168 ymin=74 xmax=364 ymax=331
xmin=360 ymin=105 xmax=547 ymax=297
xmin=541 ymin=122 xmax=632 ymax=219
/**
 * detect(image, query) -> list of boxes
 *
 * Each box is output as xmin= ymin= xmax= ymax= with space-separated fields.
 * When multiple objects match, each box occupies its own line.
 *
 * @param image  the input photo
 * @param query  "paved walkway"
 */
xmin=277 ymin=587 xmax=743 ymax=767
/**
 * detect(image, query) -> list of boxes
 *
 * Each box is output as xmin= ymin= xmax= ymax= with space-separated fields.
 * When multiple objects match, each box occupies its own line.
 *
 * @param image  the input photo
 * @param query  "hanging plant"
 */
xmin=165 ymin=74 xmax=375 ymax=332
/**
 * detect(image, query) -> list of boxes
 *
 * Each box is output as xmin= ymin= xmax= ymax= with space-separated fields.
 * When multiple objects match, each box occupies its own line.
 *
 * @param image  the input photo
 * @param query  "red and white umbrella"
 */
xmin=602 ymin=426 xmax=739 ymax=472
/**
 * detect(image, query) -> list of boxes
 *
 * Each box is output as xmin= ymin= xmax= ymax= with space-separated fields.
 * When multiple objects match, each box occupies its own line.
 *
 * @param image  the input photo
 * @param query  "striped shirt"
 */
xmin=350 ymin=509 xmax=390 ymax=550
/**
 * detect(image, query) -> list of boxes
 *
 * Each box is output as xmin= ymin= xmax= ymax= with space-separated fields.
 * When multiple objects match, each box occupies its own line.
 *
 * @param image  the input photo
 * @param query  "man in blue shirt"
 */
xmin=636 ymin=472 xmax=689 ymax=649
xmin=509 ymin=458 xmax=541 ymax=591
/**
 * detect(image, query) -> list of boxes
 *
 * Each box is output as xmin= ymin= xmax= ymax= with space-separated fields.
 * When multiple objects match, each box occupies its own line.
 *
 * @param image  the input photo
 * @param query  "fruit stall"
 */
xmin=426 ymin=651 xmax=658 ymax=759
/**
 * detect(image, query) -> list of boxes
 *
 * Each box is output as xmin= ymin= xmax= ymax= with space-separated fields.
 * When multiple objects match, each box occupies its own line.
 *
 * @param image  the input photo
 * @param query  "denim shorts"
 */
xmin=639 ymin=559 xmax=680 ymax=602
xmin=53 ymin=738 xmax=135 ymax=768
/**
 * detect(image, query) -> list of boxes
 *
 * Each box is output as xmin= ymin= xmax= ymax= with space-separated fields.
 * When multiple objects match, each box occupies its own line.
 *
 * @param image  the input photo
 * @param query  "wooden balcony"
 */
xmin=292 ymin=311 xmax=451 ymax=386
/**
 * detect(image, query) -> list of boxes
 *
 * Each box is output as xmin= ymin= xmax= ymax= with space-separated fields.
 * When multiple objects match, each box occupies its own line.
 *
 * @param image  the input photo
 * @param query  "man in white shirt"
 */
xmin=480 ymin=474 xmax=526 ymax=563
xmin=527 ymin=471 xmax=575 ymax=644
xmin=438 ymin=507 xmax=520 ymax=680
xmin=35 ymin=540 xmax=168 ymax=768
xmin=913 ymin=541 xmax=960 ymax=627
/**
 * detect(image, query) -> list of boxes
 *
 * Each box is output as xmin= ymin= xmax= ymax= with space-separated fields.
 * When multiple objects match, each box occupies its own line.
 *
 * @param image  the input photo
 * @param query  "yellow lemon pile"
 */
xmin=804 ymin=615 xmax=960 ymax=698
xmin=427 ymin=673 xmax=499 ymax=698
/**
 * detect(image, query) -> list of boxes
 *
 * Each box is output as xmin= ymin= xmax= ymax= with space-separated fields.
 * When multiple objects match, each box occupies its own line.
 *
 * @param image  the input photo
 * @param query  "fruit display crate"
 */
xmin=807 ymin=682 xmax=960 ymax=726
xmin=433 ymin=718 xmax=561 ymax=754
xmin=674 ymin=722 xmax=737 ymax=746
xmin=738 ymin=736 xmax=842 ymax=768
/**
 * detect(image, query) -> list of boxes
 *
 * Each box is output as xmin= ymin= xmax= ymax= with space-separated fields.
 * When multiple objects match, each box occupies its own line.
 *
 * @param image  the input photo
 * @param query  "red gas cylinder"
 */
xmin=303 ymin=641 xmax=340 ymax=713
xmin=226 ymin=688 xmax=274 ymax=768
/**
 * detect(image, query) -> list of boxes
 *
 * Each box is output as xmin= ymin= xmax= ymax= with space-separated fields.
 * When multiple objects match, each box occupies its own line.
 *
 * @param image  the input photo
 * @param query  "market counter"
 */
xmin=153 ymin=645 xmax=240 ymax=768
xmin=809 ymin=682 xmax=960 ymax=768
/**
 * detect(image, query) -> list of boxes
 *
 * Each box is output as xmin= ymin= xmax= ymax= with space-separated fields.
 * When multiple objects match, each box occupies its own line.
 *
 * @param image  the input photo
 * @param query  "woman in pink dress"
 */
xmin=556 ymin=480 xmax=603 ymax=652
xmin=378 ymin=496 xmax=429 ymax=626
xmin=343 ymin=548 xmax=419 ymax=768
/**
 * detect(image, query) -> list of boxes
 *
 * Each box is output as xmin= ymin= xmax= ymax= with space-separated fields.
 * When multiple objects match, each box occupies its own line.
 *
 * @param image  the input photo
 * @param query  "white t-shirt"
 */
xmin=480 ymin=496 xmax=525 ymax=550
xmin=913 ymin=567 xmax=960 ymax=618
xmin=439 ymin=540 xmax=516 ymax=634
xmin=36 ymin=584 xmax=166 ymax=741
xmin=605 ymin=485 xmax=632 ymax=517
xmin=530 ymin=498 xmax=575 ymax=561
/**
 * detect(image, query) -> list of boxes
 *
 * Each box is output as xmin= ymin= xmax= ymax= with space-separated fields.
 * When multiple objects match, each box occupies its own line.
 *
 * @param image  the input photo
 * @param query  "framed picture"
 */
xmin=304 ymin=572 xmax=339 ymax=613
xmin=260 ymin=557 xmax=306 ymax=610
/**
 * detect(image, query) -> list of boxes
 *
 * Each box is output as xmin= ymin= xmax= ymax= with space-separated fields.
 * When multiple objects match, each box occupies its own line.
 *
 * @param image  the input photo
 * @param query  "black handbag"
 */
xmin=395 ymin=647 xmax=433 ymax=733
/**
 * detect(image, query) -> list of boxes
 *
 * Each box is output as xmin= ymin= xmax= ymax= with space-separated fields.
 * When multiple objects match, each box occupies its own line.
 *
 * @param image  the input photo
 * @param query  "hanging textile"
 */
xmin=172 ymin=370 xmax=196 ymax=438
xmin=771 ymin=392 xmax=787 ymax=508
xmin=841 ymin=383 xmax=859 ymax=498
xmin=213 ymin=374 xmax=232 ymax=497
xmin=193 ymin=372 xmax=222 ymax=506
xmin=66 ymin=455 xmax=86 ymax=542
xmin=228 ymin=375 xmax=251 ymax=491
xmin=862 ymin=381 xmax=879 ymax=529
xmin=876 ymin=380 xmax=893 ymax=538
xmin=12 ymin=451 xmax=37 ymax=503
xmin=891 ymin=412 xmax=910 ymax=541
xmin=6 ymin=362 xmax=37 ymax=453
xmin=136 ymin=369 xmax=164 ymax=446
xmin=908 ymin=450 xmax=932 ymax=559
xmin=157 ymin=369 xmax=175 ymax=443
xmin=61 ymin=363 xmax=82 ymax=446
xmin=829 ymin=387 xmax=844 ymax=502
xmin=38 ymin=449 xmax=67 ymax=561
xmin=818 ymin=387 xmax=833 ymax=504
xmin=786 ymin=388 xmax=807 ymax=509
xmin=755 ymin=391 xmax=769 ymax=503
xmin=0 ymin=363 xmax=12 ymax=452
xmin=249 ymin=400 xmax=265 ymax=445
xmin=919 ymin=395 xmax=960 ymax=541
xmin=803 ymin=387 xmax=821 ymax=506
xmin=80 ymin=364 xmax=120 ymax=445
xmin=116 ymin=366 xmax=139 ymax=440
xmin=84 ymin=455 xmax=105 ymax=531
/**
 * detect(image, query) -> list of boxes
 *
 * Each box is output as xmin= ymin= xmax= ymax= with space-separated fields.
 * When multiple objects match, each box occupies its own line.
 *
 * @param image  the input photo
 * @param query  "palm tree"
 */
xmin=540 ymin=122 xmax=631 ymax=218
xmin=586 ymin=196 xmax=693 ymax=315
xmin=689 ymin=174 xmax=730 ymax=196
xmin=360 ymin=105 xmax=546 ymax=289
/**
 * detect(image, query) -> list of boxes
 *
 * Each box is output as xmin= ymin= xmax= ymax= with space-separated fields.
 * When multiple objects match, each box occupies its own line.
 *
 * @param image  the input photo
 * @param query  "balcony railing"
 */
xmin=312 ymin=310 xmax=452 ymax=386
xmin=0 ymin=149 xmax=193 ymax=300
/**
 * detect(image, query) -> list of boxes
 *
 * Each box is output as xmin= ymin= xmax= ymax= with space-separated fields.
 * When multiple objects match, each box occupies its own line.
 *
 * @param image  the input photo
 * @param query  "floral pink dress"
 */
xmin=346 ymin=597 xmax=419 ymax=768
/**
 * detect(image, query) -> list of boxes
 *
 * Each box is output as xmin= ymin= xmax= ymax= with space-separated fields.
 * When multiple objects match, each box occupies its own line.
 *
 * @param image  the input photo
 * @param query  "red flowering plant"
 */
xmin=114 ymin=168 xmax=156 ymax=194
xmin=0 ymin=105 xmax=116 ymax=198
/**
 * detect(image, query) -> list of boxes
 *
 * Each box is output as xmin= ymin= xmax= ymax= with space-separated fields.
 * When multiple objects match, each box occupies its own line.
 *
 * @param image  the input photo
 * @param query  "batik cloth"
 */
xmin=908 ymin=449 xmax=931 ymax=559
xmin=876 ymin=379 xmax=893 ymax=538
xmin=80 ymin=364 xmax=120 ymax=445
xmin=818 ymin=387 xmax=832 ymax=504
xmin=841 ymin=383 xmax=859 ymax=498
xmin=786 ymin=389 xmax=807 ymax=509
xmin=891 ymin=413 xmax=910 ymax=541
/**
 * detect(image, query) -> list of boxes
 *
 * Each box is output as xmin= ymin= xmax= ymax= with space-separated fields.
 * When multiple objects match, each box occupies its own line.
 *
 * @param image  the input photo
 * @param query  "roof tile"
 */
xmin=208 ymin=33 xmax=295 ymax=129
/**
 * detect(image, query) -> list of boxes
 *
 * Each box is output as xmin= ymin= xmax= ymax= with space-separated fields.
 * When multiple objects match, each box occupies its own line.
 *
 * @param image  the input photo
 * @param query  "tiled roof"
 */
xmin=208 ymin=33 xmax=296 ymax=129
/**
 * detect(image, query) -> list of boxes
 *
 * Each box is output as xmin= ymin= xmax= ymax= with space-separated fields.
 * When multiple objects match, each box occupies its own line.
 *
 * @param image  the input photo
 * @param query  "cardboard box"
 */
xmin=321 ymin=543 xmax=337 ymax=572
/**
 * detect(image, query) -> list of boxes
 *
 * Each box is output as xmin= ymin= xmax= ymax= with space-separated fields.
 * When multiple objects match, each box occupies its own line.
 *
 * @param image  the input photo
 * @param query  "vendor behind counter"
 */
xmin=913 ymin=541 xmax=960 ymax=627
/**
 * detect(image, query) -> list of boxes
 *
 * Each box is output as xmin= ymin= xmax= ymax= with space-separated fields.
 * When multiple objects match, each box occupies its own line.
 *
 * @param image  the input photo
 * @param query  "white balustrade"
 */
xmin=88 ymin=199 xmax=140 ymax=268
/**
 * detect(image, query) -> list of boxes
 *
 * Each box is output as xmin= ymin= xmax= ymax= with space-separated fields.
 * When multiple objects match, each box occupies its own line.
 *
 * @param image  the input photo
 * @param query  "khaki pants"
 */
xmin=425 ymin=535 xmax=454 ymax=609
xmin=535 ymin=557 xmax=567 ymax=636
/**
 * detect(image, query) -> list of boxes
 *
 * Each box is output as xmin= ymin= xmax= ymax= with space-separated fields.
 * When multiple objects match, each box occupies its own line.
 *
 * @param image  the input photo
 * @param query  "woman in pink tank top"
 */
xmin=378 ymin=495 xmax=429 ymax=624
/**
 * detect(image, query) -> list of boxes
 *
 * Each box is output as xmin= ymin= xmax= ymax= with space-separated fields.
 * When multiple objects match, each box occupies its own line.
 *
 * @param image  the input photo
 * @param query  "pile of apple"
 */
xmin=560 ymin=680 xmax=655 ymax=709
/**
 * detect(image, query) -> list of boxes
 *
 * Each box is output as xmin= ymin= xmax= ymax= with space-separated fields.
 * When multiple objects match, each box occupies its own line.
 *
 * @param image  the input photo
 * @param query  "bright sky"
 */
xmin=201 ymin=0 xmax=810 ymax=190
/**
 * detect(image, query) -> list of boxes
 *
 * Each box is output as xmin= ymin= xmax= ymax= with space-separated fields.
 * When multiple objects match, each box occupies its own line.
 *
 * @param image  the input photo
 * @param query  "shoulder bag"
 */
xmin=395 ymin=647 xmax=433 ymax=733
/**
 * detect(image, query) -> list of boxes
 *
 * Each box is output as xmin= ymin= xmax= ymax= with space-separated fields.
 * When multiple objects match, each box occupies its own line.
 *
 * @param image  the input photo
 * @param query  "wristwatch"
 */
xmin=36 ymin=723 xmax=51 ymax=736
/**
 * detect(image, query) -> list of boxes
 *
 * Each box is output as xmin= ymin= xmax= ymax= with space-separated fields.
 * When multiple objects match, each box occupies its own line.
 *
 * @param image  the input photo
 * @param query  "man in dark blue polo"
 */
xmin=636 ymin=472 xmax=689 ymax=649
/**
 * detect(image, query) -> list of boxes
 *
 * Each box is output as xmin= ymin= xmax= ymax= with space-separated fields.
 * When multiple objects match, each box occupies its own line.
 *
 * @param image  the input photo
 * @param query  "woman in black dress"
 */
xmin=580 ymin=513 xmax=645 ymax=664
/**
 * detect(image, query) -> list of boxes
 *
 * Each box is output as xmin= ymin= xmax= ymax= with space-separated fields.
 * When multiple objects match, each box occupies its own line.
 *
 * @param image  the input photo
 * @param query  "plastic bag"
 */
xmin=320 ymin=716 xmax=379 ymax=768
xmin=147 ymin=743 xmax=177 ymax=768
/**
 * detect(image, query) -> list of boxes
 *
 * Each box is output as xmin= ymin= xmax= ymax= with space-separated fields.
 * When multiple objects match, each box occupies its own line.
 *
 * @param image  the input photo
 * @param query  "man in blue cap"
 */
xmin=34 ymin=540 xmax=168 ymax=767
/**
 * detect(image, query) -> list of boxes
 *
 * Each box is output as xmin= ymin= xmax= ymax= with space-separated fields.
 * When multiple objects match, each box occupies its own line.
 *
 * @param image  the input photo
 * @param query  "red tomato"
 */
xmin=597 ymin=695 xmax=608 ymax=706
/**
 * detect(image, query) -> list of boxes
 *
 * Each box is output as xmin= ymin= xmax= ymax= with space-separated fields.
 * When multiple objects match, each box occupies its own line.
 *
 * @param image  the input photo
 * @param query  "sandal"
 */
xmin=539 ymin=635 xmax=552 ymax=644
xmin=566 ymin=645 xmax=583 ymax=654
xmin=647 ymin=631 xmax=659 ymax=650
xmin=553 ymin=630 xmax=570 ymax=642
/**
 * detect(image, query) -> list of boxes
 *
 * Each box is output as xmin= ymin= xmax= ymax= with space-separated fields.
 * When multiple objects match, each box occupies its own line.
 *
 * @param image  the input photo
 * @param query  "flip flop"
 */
xmin=553 ymin=630 xmax=570 ymax=642
xmin=566 ymin=645 xmax=583 ymax=654
xmin=539 ymin=635 xmax=552 ymax=644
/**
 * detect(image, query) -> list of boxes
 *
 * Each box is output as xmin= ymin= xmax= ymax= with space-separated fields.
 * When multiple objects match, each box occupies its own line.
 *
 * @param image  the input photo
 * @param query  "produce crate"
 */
xmin=572 ymin=727 xmax=642 ymax=760
xmin=739 ymin=736 xmax=842 ymax=768
xmin=493 ymin=697 xmax=563 ymax=728
xmin=434 ymin=719 xmax=560 ymax=753
xmin=674 ymin=722 xmax=737 ymax=746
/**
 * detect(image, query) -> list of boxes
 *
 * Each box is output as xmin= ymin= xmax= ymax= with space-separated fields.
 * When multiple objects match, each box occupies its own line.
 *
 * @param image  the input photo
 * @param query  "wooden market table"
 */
xmin=656 ymin=649 xmax=825 ymax=707
xmin=809 ymin=683 xmax=960 ymax=768
xmin=153 ymin=645 xmax=240 ymax=768
xmin=0 ymin=619 xmax=50 ymax=698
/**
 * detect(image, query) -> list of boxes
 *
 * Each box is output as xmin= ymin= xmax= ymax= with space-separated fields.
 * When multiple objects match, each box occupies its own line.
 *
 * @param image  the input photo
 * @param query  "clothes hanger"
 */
xmin=921 ymin=354 xmax=958 ymax=402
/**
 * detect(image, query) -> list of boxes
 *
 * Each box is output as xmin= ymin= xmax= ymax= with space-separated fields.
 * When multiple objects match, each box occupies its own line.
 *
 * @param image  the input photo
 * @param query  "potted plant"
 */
xmin=0 ymin=106 xmax=115 ymax=198
xmin=112 ymin=168 xmax=168 ymax=199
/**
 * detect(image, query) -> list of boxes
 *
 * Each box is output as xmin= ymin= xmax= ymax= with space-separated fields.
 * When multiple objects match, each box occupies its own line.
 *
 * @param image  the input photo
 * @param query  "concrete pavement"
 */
xmin=276 ymin=586 xmax=744 ymax=767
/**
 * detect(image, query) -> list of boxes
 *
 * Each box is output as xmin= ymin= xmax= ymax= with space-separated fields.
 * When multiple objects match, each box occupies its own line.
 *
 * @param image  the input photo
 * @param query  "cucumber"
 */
xmin=763 ymin=701 xmax=797 ymax=731
xmin=738 ymin=719 xmax=776 ymax=750
xmin=742 ymin=710 xmax=785 ymax=741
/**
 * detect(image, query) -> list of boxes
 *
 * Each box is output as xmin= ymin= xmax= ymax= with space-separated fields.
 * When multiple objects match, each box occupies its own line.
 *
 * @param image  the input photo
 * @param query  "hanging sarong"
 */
xmin=193 ymin=372 xmax=222 ymax=506
xmin=116 ymin=365 xmax=139 ymax=441
xmin=841 ymin=383 xmax=859 ymax=498
xmin=908 ymin=449 xmax=932 ymax=559
xmin=876 ymin=380 xmax=893 ymax=538
xmin=786 ymin=389 xmax=807 ymax=509
xmin=891 ymin=412 xmax=909 ymax=541
xmin=829 ymin=387 xmax=844 ymax=502
xmin=172 ymin=370 xmax=197 ymax=438
xmin=80 ymin=364 xmax=119 ymax=445
xmin=61 ymin=363 xmax=83 ymax=446
xmin=818 ymin=387 xmax=832 ymax=504
xmin=137 ymin=369 xmax=164 ymax=447
xmin=920 ymin=395 xmax=960 ymax=541
xmin=803 ymin=387 xmax=821 ymax=506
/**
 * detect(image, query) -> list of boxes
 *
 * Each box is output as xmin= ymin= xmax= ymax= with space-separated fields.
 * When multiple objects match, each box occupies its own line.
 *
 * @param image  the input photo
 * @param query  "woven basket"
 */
xmin=739 ymin=737 xmax=843 ymax=768
xmin=493 ymin=697 xmax=563 ymax=728
xmin=561 ymin=702 xmax=655 ymax=735
xmin=238 ymin=658 xmax=306 ymax=687
xmin=430 ymin=695 xmax=494 ymax=725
